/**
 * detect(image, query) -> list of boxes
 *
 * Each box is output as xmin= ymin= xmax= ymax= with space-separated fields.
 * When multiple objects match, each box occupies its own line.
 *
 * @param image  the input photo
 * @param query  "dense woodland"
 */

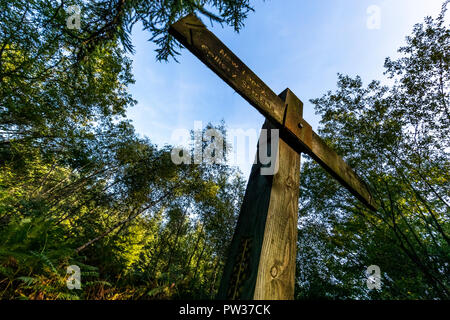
xmin=0 ymin=1 xmax=448 ymax=299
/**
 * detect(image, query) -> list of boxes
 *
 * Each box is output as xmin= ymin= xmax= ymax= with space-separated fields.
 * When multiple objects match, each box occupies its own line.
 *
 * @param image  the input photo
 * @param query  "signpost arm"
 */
xmin=169 ymin=13 xmax=378 ymax=212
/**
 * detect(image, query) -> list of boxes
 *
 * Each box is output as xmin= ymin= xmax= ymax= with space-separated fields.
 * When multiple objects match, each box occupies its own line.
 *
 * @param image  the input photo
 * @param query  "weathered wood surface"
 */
xmin=217 ymin=90 xmax=300 ymax=300
xmin=169 ymin=14 xmax=285 ymax=125
xmin=169 ymin=13 xmax=378 ymax=212
xmin=253 ymin=89 xmax=301 ymax=300
xmin=216 ymin=119 xmax=276 ymax=300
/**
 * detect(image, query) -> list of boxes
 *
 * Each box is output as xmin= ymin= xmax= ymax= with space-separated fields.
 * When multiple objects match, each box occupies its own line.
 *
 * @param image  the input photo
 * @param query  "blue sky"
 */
xmin=126 ymin=0 xmax=444 ymax=178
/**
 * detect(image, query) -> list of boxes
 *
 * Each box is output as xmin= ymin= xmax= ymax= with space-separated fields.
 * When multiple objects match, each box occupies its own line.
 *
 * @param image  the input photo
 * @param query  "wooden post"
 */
xmin=217 ymin=89 xmax=302 ymax=300
xmin=169 ymin=13 xmax=378 ymax=212
xmin=169 ymin=13 xmax=379 ymax=300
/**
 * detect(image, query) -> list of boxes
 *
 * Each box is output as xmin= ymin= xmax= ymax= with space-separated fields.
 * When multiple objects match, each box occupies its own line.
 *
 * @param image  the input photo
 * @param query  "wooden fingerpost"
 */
xmin=217 ymin=89 xmax=302 ymax=300
xmin=169 ymin=13 xmax=379 ymax=300
xmin=168 ymin=13 xmax=377 ymax=212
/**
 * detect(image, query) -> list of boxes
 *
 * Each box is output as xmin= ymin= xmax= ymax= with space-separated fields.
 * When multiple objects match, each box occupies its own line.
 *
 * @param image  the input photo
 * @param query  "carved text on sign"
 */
xmin=200 ymin=44 xmax=273 ymax=114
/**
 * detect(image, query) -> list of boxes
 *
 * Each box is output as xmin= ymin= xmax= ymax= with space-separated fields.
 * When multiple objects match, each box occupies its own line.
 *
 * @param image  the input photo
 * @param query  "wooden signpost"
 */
xmin=169 ymin=13 xmax=378 ymax=300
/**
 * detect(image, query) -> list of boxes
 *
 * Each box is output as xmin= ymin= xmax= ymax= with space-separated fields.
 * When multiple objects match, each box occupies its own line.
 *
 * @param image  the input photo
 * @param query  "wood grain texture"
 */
xmin=216 ymin=90 xmax=301 ymax=300
xmin=169 ymin=13 xmax=378 ymax=212
xmin=253 ymin=90 xmax=301 ymax=300
xmin=169 ymin=13 xmax=285 ymax=125
xmin=216 ymin=119 xmax=277 ymax=300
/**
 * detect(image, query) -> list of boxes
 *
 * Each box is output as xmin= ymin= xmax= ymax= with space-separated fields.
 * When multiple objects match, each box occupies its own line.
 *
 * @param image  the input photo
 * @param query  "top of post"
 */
xmin=169 ymin=13 xmax=379 ymax=212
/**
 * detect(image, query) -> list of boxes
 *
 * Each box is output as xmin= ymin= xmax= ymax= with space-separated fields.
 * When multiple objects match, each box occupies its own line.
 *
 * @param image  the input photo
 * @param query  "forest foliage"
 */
xmin=297 ymin=1 xmax=449 ymax=299
xmin=0 ymin=0 xmax=249 ymax=299
xmin=0 ymin=0 xmax=448 ymax=299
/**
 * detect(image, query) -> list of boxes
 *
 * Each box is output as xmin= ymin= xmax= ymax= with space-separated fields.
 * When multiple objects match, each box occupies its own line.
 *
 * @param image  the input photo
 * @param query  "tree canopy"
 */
xmin=0 ymin=0 xmax=251 ymax=299
xmin=297 ymin=1 xmax=449 ymax=299
xmin=0 ymin=0 xmax=448 ymax=300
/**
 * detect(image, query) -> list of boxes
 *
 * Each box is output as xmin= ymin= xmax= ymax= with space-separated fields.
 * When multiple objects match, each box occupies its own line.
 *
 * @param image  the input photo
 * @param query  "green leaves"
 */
xmin=0 ymin=0 xmax=254 ymax=300
xmin=134 ymin=0 xmax=254 ymax=61
xmin=299 ymin=2 xmax=449 ymax=300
